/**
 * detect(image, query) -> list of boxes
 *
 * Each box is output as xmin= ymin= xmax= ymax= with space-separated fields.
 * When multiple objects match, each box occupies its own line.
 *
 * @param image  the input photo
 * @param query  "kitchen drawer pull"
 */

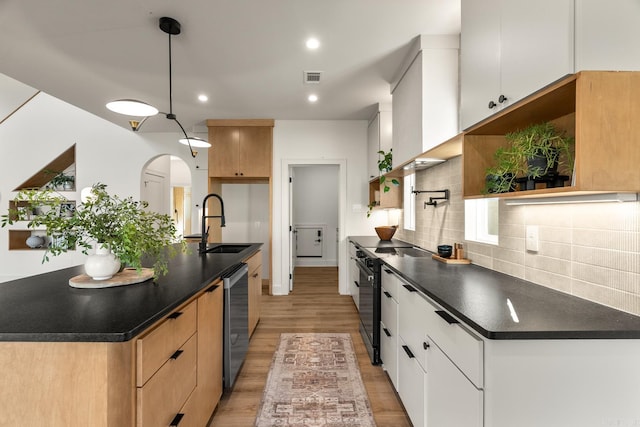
xmin=170 ymin=349 xmax=184 ymax=360
xmin=205 ymin=285 xmax=218 ymax=293
xmin=252 ymin=273 xmax=259 ymax=278
xmin=170 ymin=413 xmax=184 ymax=426
xmin=423 ymin=341 xmax=430 ymax=350
xmin=383 ymin=327 xmax=391 ymax=337
xmin=354 ymin=280 xmax=360 ymax=288
xmin=384 ymin=268 xmax=393 ymax=274
xmin=435 ymin=310 xmax=459 ymax=324
xmin=383 ymin=291 xmax=392 ymax=298
xmin=402 ymin=284 xmax=417 ymax=293
xmin=167 ymin=311 xmax=183 ymax=320
xmin=402 ymin=345 xmax=415 ymax=359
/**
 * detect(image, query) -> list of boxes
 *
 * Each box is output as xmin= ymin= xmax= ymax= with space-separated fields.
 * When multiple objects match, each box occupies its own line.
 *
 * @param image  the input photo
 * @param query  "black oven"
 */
xmin=355 ymin=250 xmax=381 ymax=365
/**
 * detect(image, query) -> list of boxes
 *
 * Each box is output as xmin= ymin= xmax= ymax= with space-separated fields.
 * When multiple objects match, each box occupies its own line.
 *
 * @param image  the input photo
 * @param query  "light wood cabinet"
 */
xmin=463 ymin=71 xmax=640 ymax=199
xmin=460 ymin=0 xmax=574 ymax=129
xmin=195 ymin=282 xmax=223 ymax=425
xmin=207 ymin=120 xmax=274 ymax=178
xmin=246 ymin=250 xmax=262 ymax=335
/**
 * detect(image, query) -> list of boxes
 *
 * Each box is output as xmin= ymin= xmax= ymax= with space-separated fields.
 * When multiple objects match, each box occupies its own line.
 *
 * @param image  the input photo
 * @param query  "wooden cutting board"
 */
xmin=432 ymin=254 xmax=471 ymax=264
xmin=69 ymin=267 xmax=154 ymax=288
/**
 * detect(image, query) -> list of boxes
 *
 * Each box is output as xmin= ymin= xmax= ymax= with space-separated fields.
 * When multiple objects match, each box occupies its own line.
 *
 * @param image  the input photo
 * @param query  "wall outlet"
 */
xmin=526 ymin=225 xmax=539 ymax=252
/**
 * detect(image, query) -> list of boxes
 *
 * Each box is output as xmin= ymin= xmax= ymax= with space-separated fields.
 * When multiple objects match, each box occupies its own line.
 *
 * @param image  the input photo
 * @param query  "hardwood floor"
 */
xmin=208 ymin=266 xmax=411 ymax=427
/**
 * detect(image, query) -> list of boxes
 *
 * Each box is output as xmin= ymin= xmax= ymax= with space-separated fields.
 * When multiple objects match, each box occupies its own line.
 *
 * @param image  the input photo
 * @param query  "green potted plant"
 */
xmin=45 ymin=169 xmax=75 ymax=191
xmin=483 ymin=147 xmax=518 ymax=194
xmin=507 ymin=122 xmax=574 ymax=180
xmin=367 ymin=149 xmax=400 ymax=217
xmin=1 ymin=183 xmax=186 ymax=280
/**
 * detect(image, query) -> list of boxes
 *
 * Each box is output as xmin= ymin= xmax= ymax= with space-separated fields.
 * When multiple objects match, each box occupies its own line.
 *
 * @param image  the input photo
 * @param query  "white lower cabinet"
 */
xmin=379 ymin=319 xmax=398 ymax=389
xmin=398 ymin=336 xmax=426 ymax=427
xmin=426 ymin=338 xmax=483 ymax=427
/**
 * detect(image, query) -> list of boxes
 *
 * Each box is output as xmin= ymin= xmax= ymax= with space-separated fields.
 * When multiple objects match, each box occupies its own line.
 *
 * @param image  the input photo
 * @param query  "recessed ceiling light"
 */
xmin=306 ymin=38 xmax=320 ymax=50
xmin=308 ymin=94 xmax=318 ymax=103
xmin=198 ymin=94 xmax=208 ymax=102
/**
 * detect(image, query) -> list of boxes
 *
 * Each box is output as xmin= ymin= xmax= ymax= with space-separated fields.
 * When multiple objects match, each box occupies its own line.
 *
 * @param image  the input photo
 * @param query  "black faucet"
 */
xmin=199 ymin=193 xmax=226 ymax=253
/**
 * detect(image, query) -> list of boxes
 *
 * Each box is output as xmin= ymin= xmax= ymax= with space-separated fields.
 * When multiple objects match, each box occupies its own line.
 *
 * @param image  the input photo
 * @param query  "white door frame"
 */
xmin=281 ymin=159 xmax=347 ymax=295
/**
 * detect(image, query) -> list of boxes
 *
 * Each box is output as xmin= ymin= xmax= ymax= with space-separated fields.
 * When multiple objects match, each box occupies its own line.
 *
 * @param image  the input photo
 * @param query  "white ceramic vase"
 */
xmin=84 ymin=244 xmax=121 ymax=280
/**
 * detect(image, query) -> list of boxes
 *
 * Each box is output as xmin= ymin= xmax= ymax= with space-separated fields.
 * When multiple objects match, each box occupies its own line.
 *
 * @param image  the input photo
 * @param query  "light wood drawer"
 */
xmin=425 ymin=305 xmax=484 ymax=388
xmin=137 ymin=333 xmax=197 ymax=427
xmin=170 ymin=388 xmax=201 ymax=427
xmin=246 ymin=250 xmax=262 ymax=275
xmin=137 ymin=300 xmax=197 ymax=386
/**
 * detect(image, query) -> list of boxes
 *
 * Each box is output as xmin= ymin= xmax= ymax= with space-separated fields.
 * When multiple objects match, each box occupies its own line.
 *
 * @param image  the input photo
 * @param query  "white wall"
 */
xmin=272 ymin=120 xmax=379 ymax=295
xmin=0 ymin=80 xmax=209 ymax=282
xmin=293 ymin=165 xmax=339 ymax=266
xmin=221 ymin=183 xmax=270 ymax=278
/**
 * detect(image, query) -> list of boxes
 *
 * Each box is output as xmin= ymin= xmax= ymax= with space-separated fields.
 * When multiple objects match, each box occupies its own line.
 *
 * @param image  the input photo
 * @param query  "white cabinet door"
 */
xmin=426 ymin=338 xmax=483 ymax=427
xmin=461 ymin=0 xmax=574 ymax=129
xmin=348 ymin=243 xmax=359 ymax=309
xmin=575 ymin=0 xmax=640 ymax=71
xmin=380 ymin=319 xmax=398 ymax=390
xmin=460 ymin=0 xmax=501 ymax=129
xmin=500 ymin=0 xmax=574 ymax=108
xmin=397 ymin=280 xmax=430 ymax=370
xmin=397 ymin=336 xmax=426 ymax=427
xmin=367 ymin=113 xmax=381 ymax=181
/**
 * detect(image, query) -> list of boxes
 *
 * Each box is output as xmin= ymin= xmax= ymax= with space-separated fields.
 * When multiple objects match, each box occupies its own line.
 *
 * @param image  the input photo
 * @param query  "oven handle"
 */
xmin=355 ymin=260 xmax=374 ymax=282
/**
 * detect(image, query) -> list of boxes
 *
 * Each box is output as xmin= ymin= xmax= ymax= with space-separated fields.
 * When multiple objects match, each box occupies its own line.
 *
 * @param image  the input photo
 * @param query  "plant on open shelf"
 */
xmin=45 ymin=169 xmax=75 ymax=191
xmin=507 ymin=122 xmax=574 ymax=179
xmin=1 ymin=183 xmax=187 ymax=279
xmin=483 ymin=122 xmax=575 ymax=194
xmin=367 ymin=149 xmax=400 ymax=217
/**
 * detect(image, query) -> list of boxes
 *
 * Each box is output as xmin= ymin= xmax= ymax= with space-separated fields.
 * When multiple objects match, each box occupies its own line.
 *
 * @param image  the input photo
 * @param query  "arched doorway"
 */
xmin=141 ymin=155 xmax=193 ymax=237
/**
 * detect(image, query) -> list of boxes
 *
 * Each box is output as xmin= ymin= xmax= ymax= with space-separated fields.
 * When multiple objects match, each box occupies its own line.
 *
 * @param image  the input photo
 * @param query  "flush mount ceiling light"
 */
xmin=308 ymin=94 xmax=318 ymax=103
xmin=105 ymin=17 xmax=210 ymax=158
xmin=306 ymin=38 xmax=320 ymax=49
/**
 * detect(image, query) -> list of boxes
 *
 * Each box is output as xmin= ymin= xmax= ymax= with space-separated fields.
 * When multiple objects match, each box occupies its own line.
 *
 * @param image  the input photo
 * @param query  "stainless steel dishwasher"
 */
xmin=222 ymin=262 xmax=249 ymax=390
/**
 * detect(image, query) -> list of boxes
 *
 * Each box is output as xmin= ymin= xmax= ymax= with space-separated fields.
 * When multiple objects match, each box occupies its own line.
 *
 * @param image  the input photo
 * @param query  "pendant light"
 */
xmin=105 ymin=17 xmax=210 ymax=157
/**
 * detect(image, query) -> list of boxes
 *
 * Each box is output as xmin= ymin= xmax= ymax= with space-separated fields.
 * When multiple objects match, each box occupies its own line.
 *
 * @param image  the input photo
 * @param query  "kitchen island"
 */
xmin=349 ymin=236 xmax=640 ymax=427
xmin=0 ymin=242 xmax=262 ymax=427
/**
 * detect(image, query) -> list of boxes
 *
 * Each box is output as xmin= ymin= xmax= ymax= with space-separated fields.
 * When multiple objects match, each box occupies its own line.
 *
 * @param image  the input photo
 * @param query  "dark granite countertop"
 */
xmin=0 ymin=242 xmax=262 ymax=342
xmin=378 ymin=250 xmax=640 ymax=340
xmin=349 ymin=235 xmax=414 ymax=249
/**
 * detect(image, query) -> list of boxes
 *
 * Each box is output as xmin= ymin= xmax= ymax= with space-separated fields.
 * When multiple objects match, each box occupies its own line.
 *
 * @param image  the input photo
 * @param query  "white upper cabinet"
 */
xmin=391 ymin=35 xmax=459 ymax=169
xmin=575 ymin=0 xmax=640 ymax=71
xmin=460 ymin=0 xmax=574 ymax=129
xmin=367 ymin=106 xmax=392 ymax=181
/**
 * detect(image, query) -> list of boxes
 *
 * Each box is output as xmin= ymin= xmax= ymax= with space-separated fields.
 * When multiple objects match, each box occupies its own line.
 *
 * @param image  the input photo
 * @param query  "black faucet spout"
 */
xmin=199 ymin=193 xmax=226 ymax=253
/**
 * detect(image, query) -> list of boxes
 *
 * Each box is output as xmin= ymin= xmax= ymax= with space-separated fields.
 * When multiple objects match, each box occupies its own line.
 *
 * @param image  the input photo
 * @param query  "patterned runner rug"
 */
xmin=255 ymin=333 xmax=377 ymax=427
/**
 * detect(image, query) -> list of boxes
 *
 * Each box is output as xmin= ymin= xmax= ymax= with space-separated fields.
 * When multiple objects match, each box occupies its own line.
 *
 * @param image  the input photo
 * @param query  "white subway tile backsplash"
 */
xmin=396 ymin=156 xmax=640 ymax=316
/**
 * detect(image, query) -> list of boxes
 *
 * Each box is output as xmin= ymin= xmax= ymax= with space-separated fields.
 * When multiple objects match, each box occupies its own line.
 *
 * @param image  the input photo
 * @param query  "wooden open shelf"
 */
xmin=463 ymin=71 xmax=640 ymax=199
xmin=13 ymin=145 xmax=76 ymax=191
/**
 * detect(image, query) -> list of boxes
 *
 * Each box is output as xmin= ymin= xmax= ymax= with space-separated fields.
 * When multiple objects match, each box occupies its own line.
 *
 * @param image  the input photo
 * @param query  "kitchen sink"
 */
xmin=203 ymin=244 xmax=251 ymax=254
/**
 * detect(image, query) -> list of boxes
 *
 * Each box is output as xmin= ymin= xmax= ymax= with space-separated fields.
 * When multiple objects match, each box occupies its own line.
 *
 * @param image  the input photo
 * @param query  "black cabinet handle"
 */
xmin=170 ymin=349 xmax=184 ymax=360
xmin=423 ymin=341 xmax=430 ymax=350
xmin=383 ymin=291 xmax=392 ymax=298
xmin=167 ymin=311 xmax=183 ymax=320
xmin=402 ymin=345 xmax=415 ymax=359
xmin=383 ymin=328 xmax=391 ymax=337
xmin=384 ymin=268 xmax=392 ymax=274
xmin=402 ymin=284 xmax=417 ymax=293
xmin=170 ymin=413 xmax=184 ymax=426
xmin=354 ymin=280 xmax=360 ymax=288
xmin=435 ymin=310 xmax=459 ymax=324
xmin=498 ymin=94 xmax=508 ymax=103
xmin=205 ymin=285 xmax=218 ymax=293
xmin=488 ymin=100 xmax=497 ymax=109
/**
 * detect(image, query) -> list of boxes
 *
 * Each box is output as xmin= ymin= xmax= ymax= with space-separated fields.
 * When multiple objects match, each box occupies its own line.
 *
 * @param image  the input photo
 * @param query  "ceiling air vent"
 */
xmin=303 ymin=71 xmax=322 ymax=84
